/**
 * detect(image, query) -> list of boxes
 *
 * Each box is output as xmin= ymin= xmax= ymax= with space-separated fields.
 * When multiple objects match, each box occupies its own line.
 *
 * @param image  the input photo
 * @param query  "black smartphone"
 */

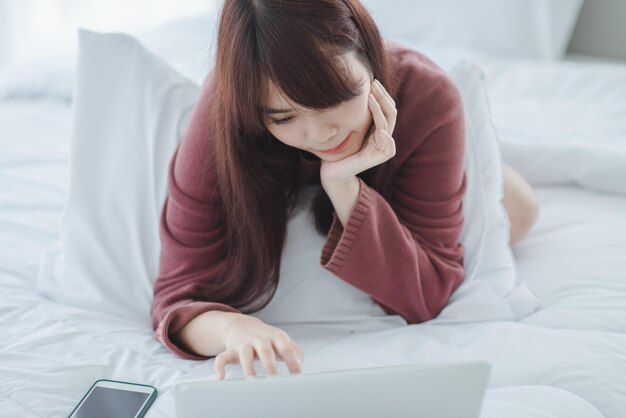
xmin=67 ymin=379 xmax=158 ymax=418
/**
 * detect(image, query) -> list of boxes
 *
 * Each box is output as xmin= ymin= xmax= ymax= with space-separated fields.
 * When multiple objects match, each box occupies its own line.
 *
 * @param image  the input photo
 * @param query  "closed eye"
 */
xmin=270 ymin=81 xmax=365 ymax=126
xmin=272 ymin=116 xmax=294 ymax=125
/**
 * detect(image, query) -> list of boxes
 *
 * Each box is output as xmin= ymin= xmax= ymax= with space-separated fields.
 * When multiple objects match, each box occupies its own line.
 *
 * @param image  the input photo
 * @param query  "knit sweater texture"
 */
xmin=151 ymin=39 xmax=467 ymax=360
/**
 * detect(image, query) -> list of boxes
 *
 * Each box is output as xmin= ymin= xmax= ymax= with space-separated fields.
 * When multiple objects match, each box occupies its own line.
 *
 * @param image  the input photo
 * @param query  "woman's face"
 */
xmin=263 ymin=51 xmax=374 ymax=161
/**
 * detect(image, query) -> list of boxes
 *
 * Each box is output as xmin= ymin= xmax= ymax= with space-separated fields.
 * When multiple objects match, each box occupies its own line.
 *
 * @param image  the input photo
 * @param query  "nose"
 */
xmin=304 ymin=115 xmax=338 ymax=147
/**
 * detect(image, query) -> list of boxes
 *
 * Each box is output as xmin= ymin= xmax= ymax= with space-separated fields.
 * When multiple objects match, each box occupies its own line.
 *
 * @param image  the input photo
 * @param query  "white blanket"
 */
xmin=389 ymin=43 xmax=626 ymax=197
xmin=484 ymin=59 xmax=626 ymax=196
xmin=2 ymin=53 xmax=626 ymax=417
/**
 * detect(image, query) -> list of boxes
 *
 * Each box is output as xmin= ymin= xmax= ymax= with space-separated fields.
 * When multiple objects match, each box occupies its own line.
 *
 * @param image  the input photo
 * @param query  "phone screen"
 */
xmin=70 ymin=385 xmax=153 ymax=418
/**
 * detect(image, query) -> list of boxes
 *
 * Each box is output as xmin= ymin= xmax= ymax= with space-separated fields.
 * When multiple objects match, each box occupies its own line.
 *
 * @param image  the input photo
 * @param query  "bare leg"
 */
xmin=502 ymin=162 xmax=540 ymax=247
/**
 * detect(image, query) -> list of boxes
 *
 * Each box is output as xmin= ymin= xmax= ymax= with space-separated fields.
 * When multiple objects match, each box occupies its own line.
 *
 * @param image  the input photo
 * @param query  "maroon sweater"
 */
xmin=151 ymin=40 xmax=467 ymax=360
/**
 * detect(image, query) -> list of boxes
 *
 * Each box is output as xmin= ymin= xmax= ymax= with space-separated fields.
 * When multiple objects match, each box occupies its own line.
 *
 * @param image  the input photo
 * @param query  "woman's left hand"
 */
xmin=319 ymin=78 xmax=397 ymax=186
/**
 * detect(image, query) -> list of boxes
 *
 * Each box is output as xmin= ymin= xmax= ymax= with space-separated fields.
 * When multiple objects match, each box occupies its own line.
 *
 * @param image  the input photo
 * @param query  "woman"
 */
xmin=151 ymin=0 xmax=539 ymax=380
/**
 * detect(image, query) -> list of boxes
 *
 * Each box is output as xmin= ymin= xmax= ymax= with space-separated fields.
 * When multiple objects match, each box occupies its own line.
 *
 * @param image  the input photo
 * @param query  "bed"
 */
xmin=2 ymin=9 xmax=626 ymax=418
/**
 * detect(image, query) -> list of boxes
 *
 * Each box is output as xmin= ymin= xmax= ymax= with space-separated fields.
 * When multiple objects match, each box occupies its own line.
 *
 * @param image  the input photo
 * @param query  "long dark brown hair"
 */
xmin=206 ymin=0 xmax=398 ymax=313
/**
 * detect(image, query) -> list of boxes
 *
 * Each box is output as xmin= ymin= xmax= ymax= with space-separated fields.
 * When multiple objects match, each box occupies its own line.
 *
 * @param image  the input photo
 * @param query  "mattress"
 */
xmin=1 ymin=51 xmax=626 ymax=417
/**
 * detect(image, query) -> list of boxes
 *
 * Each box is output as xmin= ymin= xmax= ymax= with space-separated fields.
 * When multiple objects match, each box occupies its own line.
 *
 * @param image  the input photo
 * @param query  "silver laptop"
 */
xmin=175 ymin=360 xmax=491 ymax=418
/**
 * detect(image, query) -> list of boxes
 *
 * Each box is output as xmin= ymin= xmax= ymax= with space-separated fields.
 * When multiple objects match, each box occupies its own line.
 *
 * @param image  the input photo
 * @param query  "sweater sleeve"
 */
xmin=320 ymin=73 xmax=467 ymax=324
xmin=151 ymin=73 xmax=241 ymax=361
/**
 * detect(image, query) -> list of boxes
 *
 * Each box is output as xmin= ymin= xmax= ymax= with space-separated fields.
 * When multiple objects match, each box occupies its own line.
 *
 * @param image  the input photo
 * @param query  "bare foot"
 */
xmin=502 ymin=162 xmax=540 ymax=247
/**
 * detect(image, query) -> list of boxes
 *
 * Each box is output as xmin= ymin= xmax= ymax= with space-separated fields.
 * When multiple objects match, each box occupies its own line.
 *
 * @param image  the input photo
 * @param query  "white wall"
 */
xmin=0 ymin=0 xmax=10 ymax=69
xmin=2 ymin=0 xmax=626 ymax=71
xmin=0 ymin=0 xmax=218 ymax=70
xmin=567 ymin=0 xmax=626 ymax=61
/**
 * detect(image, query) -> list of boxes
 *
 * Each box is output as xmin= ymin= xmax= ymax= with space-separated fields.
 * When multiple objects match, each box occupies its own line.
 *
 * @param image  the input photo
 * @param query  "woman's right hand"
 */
xmin=216 ymin=313 xmax=305 ymax=380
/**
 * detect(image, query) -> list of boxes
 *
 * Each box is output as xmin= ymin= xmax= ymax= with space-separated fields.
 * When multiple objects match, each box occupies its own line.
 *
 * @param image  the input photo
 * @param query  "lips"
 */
xmin=321 ymin=133 xmax=352 ymax=153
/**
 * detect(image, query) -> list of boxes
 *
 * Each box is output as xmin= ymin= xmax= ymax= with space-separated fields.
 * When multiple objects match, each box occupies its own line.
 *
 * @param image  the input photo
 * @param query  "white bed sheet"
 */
xmin=2 ymin=54 xmax=626 ymax=417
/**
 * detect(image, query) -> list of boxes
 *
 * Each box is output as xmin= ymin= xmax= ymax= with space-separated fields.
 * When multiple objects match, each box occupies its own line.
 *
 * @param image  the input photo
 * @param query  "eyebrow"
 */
xmin=264 ymin=107 xmax=294 ymax=114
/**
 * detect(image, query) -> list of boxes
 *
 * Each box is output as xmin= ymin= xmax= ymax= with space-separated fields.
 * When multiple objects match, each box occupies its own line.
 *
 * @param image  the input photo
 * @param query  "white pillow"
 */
xmin=37 ymin=29 xmax=537 ymax=329
xmin=249 ymin=183 xmax=410 ymax=333
xmin=252 ymin=61 xmax=540 ymax=328
xmin=134 ymin=13 xmax=219 ymax=85
xmin=433 ymin=61 xmax=540 ymax=323
xmin=361 ymin=0 xmax=584 ymax=60
xmin=36 ymin=29 xmax=200 ymax=325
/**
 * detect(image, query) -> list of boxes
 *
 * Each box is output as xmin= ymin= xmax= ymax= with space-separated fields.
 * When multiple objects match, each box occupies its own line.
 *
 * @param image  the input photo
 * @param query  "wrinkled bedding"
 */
xmin=1 ymin=50 xmax=626 ymax=417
